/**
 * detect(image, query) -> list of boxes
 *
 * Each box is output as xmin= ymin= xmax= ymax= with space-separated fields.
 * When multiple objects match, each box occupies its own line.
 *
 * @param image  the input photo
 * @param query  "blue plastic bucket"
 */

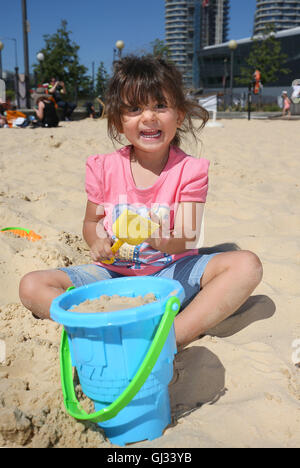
xmin=50 ymin=276 xmax=184 ymax=445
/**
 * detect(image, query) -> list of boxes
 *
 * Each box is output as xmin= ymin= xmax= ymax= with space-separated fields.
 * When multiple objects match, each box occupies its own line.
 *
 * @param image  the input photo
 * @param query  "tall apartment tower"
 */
xmin=254 ymin=0 xmax=300 ymax=35
xmin=165 ymin=0 xmax=229 ymax=88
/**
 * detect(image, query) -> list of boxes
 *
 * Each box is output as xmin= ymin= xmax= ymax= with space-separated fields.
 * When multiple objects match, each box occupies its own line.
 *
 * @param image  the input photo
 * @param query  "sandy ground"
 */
xmin=0 ymin=117 xmax=299 ymax=448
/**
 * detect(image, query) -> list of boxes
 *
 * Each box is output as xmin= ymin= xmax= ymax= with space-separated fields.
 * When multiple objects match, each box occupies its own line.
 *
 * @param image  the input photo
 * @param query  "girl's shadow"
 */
xmin=197 ymin=242 xmax=276 ymax=338
xmin=169 ymin=346 xmax=226 ymax=421
xmin=206 ymin=294 xmax=276 ymax=338
xmin=169 ymin=290 xmax=276 ymax=421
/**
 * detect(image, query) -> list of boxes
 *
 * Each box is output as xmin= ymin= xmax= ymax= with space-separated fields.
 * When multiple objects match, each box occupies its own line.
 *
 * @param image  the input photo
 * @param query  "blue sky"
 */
xmin=0 ymin=0 xmax=256 ymax=77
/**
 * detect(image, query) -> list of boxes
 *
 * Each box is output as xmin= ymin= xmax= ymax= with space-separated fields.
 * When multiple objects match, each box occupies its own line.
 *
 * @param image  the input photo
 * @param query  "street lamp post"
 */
xmin=223 ymin=58 xmax=228 ymax=109
xmin=91 ymin=61 xmax=95 ymax=95
xmin=228 ymin=39 xmax=238 ymax=109
xmin=115 ymin=40 xmax=125 ymax=59
xmin=0 ymin=41 xmax=4 ymax=80
xmin=247 ymin=82 xmax=252 ymax=121
xmin=36 ymin=52 xmax=44 ymax=85
xmin=22 ymin=0 xmax=31 ymax=108
xmin=0 ymin=37 xmax=20 ymax=107
xmin=11 ymin=38 xmax=20 ymax=107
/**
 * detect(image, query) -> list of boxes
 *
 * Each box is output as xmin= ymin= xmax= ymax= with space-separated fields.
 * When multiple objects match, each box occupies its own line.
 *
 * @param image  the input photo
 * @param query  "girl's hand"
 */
xmin=90 ymin=237 xmax=114 ymax=262
xmin=145 ymin=202 xmax=203 ymax=255
xmin=146 ymin=212 xmax=171 ymax=251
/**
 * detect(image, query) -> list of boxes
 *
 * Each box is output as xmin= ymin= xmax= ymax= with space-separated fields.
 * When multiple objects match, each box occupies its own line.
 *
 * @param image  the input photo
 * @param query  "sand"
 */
xmin=71 ymin=293 xmax=157 ymax=313
xmin=0 ymin=117 xmax=299 ymax=448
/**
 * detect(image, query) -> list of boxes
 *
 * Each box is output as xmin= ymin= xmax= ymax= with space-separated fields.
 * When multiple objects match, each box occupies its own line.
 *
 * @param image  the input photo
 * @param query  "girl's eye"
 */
xmin=124 ymin=103 xmax=168 ymax=115
xmin=155 ymin=103 xmax=167 ymax=110
xmin=127 ymin=106 xmax=141 ymax=114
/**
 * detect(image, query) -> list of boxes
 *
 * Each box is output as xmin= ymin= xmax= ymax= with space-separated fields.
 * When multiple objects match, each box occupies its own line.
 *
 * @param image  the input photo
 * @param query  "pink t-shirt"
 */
xmin=86 ymin=145 xmax=209 ymax=276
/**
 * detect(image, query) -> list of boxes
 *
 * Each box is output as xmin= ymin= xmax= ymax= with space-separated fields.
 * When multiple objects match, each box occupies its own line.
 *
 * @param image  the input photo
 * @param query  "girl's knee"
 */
xmin=19 ymin=271 xmax=43 ymax=303
xmin=19 ymin=269 xmax=72 ymax=303
xmin=201 ymin=250 xmax=262 ymax=289
xmin=236 ymin=250 xmax=263 ymax=285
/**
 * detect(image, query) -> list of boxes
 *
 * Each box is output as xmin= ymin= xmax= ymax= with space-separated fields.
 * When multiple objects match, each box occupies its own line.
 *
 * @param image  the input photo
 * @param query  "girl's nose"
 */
xmin=141 ymin=107 xmax=156 ymax=121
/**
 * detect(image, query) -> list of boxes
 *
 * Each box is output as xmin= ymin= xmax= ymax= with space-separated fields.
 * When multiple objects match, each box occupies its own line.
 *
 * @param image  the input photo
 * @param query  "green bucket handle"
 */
xmin=59 ymin=294 xmax=181 ymax=423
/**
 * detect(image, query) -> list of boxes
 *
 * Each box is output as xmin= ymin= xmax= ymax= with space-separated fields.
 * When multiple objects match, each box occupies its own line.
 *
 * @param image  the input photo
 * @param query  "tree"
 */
xmin=237 ymin=24 xmax=290 ymax=87
xmin=33 ymin=20 xmax=91 ymax=99
xmin=150 ymin=39 xmax=171 ymax=60
xmin=95 ymin=62 xmax=109 ymax=98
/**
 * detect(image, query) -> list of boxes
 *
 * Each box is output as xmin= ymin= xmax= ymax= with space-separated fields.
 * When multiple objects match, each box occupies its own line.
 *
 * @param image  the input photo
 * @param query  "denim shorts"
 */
xmin=59 ymin=253 xmax=219 ymax=309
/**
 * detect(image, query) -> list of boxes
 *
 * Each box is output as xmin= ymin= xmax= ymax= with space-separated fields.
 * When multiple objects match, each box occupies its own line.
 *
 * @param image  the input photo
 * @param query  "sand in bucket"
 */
xmin=71 ymin=293 xmax=157 ymax=313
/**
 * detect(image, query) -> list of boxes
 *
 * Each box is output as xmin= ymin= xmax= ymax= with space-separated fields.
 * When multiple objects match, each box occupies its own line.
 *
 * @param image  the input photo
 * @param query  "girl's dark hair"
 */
xmin=106 ymin=55 xmax=209 ymax=146
xmin=36 ymin=96 xmax=52 ymax=104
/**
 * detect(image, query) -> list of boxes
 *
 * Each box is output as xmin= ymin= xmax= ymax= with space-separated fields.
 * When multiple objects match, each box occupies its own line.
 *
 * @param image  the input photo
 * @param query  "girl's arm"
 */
xmin=83 ymin=201 xmax=113 ymax=261
xmin=35 ymin=101 xmax=45 ymax=120
xmin=48 ymin=82 xmax=59 ymax=94
xmin=147 ymin=202 xmax=205 ymax=255
xmin=60 ymin=82 xmax=66 ymax=95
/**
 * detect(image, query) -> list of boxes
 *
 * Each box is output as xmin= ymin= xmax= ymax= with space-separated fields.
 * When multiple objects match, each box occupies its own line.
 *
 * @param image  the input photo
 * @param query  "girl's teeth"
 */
xmin=141 ymin=131 xmax=161 ymax=138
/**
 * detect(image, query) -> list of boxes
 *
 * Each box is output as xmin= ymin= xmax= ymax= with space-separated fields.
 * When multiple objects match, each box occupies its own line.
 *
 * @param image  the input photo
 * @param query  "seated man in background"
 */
xmin=48 ymin=77 xmax=76 ymax=121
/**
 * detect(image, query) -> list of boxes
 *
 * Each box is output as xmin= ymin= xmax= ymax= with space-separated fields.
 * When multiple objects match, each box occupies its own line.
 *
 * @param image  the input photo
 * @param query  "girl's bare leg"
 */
xmin=174 ymin=250 xmax=263 ymax=347
xmin=19 ymin=269 xmax=73 ymax=320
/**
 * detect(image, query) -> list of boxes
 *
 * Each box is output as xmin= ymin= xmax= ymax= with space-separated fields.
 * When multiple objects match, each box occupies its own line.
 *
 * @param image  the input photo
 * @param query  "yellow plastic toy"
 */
xmin=103 ymin=210 xmax=159 ymax=264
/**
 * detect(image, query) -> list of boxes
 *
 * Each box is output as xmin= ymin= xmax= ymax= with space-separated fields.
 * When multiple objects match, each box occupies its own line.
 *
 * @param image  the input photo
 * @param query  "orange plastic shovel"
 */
xmin=0 ymin=227 xmax=42 ymax=241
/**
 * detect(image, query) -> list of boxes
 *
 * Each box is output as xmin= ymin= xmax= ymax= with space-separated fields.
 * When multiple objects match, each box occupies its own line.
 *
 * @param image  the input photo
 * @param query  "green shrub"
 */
xmin=5 ymin=89 xmax=15 ymax=101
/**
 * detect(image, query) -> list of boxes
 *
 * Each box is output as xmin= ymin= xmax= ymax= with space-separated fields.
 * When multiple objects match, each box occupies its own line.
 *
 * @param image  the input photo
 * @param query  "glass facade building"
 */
xmin=165 ymin=0 xmax=229 ymax=88
xmin=199 ymin=27 xmax=300 ymax=92
xmin=254 ymin=0 xmax=300 ymax=35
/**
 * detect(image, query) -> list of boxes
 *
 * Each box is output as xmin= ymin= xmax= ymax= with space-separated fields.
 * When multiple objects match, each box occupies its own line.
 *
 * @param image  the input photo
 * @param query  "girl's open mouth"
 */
xmin=140 ymin=130 xmax=162 ymax=139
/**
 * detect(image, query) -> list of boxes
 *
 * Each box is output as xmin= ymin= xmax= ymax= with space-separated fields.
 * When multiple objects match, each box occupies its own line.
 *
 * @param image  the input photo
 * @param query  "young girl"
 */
xmin=19 ymin=55 xmax=263 ymax=347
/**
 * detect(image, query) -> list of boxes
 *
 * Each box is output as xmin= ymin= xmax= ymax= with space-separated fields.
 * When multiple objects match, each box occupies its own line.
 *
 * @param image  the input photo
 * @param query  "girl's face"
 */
xmin=120 ymin=94 xmax=184 ymax=159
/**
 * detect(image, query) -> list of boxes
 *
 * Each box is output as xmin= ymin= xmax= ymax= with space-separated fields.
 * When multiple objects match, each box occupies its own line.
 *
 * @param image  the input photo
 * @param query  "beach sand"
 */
xmin=0 ymin=117 xmax=299 ymax=448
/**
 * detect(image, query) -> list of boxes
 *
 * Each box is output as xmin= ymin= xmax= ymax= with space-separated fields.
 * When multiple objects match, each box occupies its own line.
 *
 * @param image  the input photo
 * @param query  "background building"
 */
xmin=201 ymin=0 xmax=229 ymax=47
xmin=165 ymin=0 xmax=229 ymax=88
xmin=199 ymin=26 xmax=300 ymax=101
xmin=254 ymin=0 xmax=300 ymax=35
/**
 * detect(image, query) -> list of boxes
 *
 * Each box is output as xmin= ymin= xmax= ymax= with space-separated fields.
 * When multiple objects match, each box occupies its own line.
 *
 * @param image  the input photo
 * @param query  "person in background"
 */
xmin=96 ymin=95 xmax=105 ymax=118
xmin=253 ymin=69 xmax=261 ymax=95
xmin=85 ymin=101 xmax=97 ymax=118
xmin=282 ymin=91 xmax=291 ymax=119
xmin=85 ymin=96 xmax=105 ymax=119
xmin=0 ymin=113 xmax=8 ymax=127
xmin=0 ymin=99 xmax=8 ymax=127
xmin=48 ymin=77 xmax=76 ymax=121
xmin=32 ymin=94 xmax=59 ymax=128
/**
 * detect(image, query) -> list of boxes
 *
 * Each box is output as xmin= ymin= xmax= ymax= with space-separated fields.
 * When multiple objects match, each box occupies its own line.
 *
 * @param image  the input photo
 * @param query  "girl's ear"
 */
xmin=116 ymin=119 xmax=124 ymax=134
xmin=177 ymin=110 xmax=185 ymax=128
